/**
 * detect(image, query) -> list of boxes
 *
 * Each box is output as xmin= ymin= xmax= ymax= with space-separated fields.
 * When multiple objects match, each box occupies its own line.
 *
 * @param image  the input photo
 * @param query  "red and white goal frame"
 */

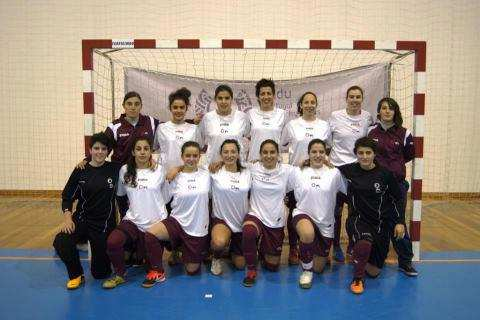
xmin=82 ymin=38 xmax=426 ymax=261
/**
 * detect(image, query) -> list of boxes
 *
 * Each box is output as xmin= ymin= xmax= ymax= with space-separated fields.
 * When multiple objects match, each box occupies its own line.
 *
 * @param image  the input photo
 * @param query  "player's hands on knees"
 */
xmin=394 ymin=224 xmax=405 ymax=239
xmin=61 ymin=212 xmax=75 ymax=234
xmin=75 ymin=159 xmax=87 ymax=170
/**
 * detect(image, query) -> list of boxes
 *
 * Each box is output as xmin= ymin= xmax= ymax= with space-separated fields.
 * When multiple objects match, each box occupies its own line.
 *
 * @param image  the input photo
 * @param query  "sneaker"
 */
xmin=288 ymin=247 xmax=300 ymax=265
xmin=168 ymin=250 xmax=182 ymax=266
xmin=66 ymin=275 xmax=84 ymax=290
xmin=210 ymin=258 xmax=223 ymax=276
xmin=102 ymin=275 xmax=126 ymax=289
xmin=142 ymin=270 xmax=166 ymax=288
xmin=333 ymin=245 xmax=345 ymax=263
xmin=299 ymin=270 xmax=313 ymax=289
xmin=399 ymin=264 xmax=419 ymax=277
xmin=350 ymin=278 xmax=364 ymax=294
xmin=242 ymin=269 xmax=257 ymax=287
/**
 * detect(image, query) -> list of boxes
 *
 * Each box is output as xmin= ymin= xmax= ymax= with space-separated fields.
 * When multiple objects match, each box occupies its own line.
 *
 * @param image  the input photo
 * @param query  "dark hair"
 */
xmin=255 ymin=78 xmax=275 ymax=97
xmin=307 ymin=138 xmax=327 ymax=154
xmin=346 ymin=86 xmax=364 ymax=99
xmin=377 ymin=97 xmax=403 ymax=127
xmin=181 ymin=141 xmax=201 ymax=156
xmin=169 ymin=87 xmax=191 ymax=109
xmin=259 ymin=139 xmax=279 ymax=154
xmin=297 ymin=91 xmax=318 ymax=116
xmin=90 ymin=132 xmax=112 ymax=150
xmin=123 ymin=91 xmax=142 ymax=105
xmin=354 ymin=137 xmax=377 ymax=154
xmin=124 ymin=136 xmax=153 ymax=187
xmin=220 ymin=139 xmax=244 ymax=172
xmin=214 ymin=85 xmax=233 ymax=99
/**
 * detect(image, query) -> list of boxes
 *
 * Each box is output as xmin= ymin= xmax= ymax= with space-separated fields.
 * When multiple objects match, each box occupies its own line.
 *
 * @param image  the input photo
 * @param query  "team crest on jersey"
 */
xmin=195 ymin=89 xmax=213 ymax=115
xmin=374 ymin=182 xmax=382 ymax=193
xmin=234 ymin=89 xmax=253 ymax=112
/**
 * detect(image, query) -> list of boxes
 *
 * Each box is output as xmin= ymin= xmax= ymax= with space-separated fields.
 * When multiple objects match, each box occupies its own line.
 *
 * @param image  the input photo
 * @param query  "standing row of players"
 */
xmin=54 ymin=79 xmax=417 ymax=294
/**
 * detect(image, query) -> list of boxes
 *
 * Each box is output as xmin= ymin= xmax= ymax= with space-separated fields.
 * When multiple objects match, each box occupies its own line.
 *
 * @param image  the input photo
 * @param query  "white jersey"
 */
xmin=153 ymin=121 xmax=200 ymax=171
xmin=199 ymin=110 xmax=249 ymax=164
xmin=247 ymin=108 xmax=286 ymax=162
xmin=249 ymin=162 xmax=294 ymax=228
xmin=211 ymin=167 xmax=251 ymax=233
xmin=165 ymin=168 xmax=210 ymax=237
xmin=328 ymin=109 xmax=374 ymax=166
xmin=281 ymin=117 xmax=331 ymax=166
xmin=117 ymin=165 xmax=168 ymax=232
xmin=292 ymin=166 xmax=346 ymax=238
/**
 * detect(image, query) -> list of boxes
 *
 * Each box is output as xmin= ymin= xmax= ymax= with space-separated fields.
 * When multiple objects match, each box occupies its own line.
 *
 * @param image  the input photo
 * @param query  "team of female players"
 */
xmin=54 ymin=79 xmax=417 ymax=295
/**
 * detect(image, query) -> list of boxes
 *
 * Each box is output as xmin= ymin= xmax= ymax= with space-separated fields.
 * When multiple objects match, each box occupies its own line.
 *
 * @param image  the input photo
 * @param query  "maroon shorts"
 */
xmin=211 ymin=217 xmax=243 ymax=256
xmin=117 ymin=220 xmax=146 ymax=260
xmin=292 ymin=214 xmax=333 ymax=257
xmin=243 ymin=214 xmax=284 ymax=257
xmin=162 ymin=217 xmax=209 ymax=264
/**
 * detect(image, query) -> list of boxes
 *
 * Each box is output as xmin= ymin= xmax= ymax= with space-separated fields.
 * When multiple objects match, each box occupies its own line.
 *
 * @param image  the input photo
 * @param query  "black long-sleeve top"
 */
xmin=61 ymin=162 xmax=121 ymax=233
xmin=338 ymin=162 xmax=405 ymax=229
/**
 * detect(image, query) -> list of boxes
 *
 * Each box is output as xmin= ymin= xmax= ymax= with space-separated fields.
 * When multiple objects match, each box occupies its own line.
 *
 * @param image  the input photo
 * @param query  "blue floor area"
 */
xmin=0 ymin=250 xmax=478 ymax=320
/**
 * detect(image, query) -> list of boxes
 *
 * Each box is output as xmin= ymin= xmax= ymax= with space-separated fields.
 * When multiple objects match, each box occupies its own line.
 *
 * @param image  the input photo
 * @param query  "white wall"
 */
xmin=0 ymin=0 xmax=478 ymax=192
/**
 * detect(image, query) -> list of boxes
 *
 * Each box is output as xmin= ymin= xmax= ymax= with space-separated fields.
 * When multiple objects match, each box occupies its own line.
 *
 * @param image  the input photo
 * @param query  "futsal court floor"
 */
xmin=0 ymin=198 xmax=479 ymax=320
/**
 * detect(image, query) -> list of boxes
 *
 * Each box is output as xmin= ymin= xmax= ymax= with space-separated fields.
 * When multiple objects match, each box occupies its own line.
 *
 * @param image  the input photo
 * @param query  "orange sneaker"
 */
xmin=350 ymin=278 xmax=364 ymax=294
xmin=142 ymin=270 xmax=166 ymax=288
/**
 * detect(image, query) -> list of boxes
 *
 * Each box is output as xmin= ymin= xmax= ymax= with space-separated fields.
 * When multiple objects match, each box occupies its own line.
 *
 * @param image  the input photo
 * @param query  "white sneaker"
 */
xmin=210 ymin=258 xmax=222 ymax=276
xmin=299 ymin=270 xmax=313 ymax=289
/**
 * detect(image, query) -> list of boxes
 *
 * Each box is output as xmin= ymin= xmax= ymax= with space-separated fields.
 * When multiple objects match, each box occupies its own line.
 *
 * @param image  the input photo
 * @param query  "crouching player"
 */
xmin=339 ymin=137 xmax=406 ymax=294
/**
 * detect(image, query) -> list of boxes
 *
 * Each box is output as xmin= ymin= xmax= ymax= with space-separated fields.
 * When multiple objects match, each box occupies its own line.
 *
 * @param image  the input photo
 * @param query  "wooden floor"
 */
xmin=0 ymin=197 xmax=479 ymax=254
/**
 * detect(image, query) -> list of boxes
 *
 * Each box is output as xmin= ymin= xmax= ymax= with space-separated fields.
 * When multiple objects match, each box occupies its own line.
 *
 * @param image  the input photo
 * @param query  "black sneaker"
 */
xmin=242 ymin=269 xmax=257 ymax=287
xmin=399 ymin=264 xmax=419 ymax=277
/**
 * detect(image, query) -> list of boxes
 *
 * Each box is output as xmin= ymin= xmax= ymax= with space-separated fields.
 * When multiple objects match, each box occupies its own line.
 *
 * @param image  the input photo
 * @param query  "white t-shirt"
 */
xmin=153 ymin=121 xmax=200 ymax=171
xmin=211 ymin=167 xmax=251 ymax=233
xmin=247 ymin=108 xmax=286 ymax=162
xmin=199 ymin=110 xmax=250 ymax=164
xmin=165 ymin=168 xmax=210 ymax=237
xmin=281 ymin=117 xmax=332 ymax=166
xmin=248 ymin=162 xmax=294 ymax=228
xmin=328 ymin=109 xmax=374 ymax=166
xmin=117 ymin=165 xmax=168 ymax=232
xmin=292 ymin=166 xmax=346 ymax=238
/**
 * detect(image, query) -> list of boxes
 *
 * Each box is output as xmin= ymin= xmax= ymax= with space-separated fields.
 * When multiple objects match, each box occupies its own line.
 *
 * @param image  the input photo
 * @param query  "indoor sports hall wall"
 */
xmin=0 ymin=0 xmax=478 ymax=194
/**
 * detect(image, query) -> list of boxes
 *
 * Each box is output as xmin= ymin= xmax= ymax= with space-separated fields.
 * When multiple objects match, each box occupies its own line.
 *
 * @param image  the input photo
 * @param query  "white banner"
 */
xmin=124 ymin=64 xmax=389 ymax=123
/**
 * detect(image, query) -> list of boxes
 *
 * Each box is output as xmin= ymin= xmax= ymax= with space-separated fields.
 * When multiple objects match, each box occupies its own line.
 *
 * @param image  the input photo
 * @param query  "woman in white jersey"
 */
xmin=154 ymin=87 xmax=200 ymax=172
xmin=242 ymin=139 xmax=294 ymax=287
xmin=209 ymin=139 xmax=251 ymax=275
xmin=247 ymin=79 xmax=286 ymax=162
xmin=102 ymin=137 xmax=169 ymax=289
xmin=199 ymin=84 xmax=250 ymax=165
xmin=144 ymin=141 xmax=210 ymax=281
xmin=281 ymin=91 xmax=332 ymax=265
xmin=291 ymin=139 xmax=346 ymax=289
xmin=328 ymin=86 xmax=373 ymax=262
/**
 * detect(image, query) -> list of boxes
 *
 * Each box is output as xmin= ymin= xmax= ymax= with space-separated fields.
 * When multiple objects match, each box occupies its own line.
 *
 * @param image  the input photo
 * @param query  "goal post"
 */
xmin=82 ymin=38 xmax=426 ymax=261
